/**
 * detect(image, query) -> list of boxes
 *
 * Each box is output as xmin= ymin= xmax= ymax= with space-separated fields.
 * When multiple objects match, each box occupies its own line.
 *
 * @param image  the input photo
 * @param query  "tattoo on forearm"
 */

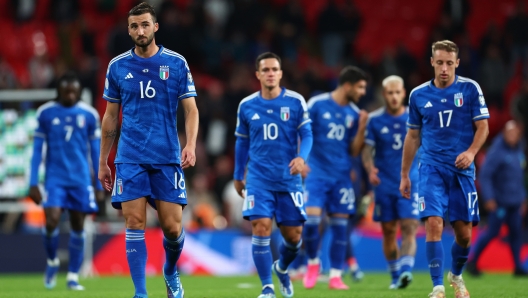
xmin=104 ymin=129 xmax=117 ymax=139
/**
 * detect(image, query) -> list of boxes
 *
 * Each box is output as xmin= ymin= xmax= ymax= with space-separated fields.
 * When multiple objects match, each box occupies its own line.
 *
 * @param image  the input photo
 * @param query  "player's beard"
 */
xmin=133 ymin=33 xmax=155 ymax=48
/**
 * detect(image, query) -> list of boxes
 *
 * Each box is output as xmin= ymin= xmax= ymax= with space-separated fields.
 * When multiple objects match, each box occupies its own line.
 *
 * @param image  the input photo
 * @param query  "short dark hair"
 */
xmin=56 ymin=71 xmax=81 ymax=100
xmin=128 ymin=2 xmax=157 ymax=23
xmin=255 ymin=52 xmax=281 ymax=71
xmin=338 ymin=66 xmax=368 ymax=86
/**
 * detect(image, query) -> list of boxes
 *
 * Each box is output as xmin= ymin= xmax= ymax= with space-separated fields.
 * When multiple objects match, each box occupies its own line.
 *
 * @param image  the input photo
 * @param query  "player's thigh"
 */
xmin=373 ymin=190 xmax=398 ymax=222
xmin=418 ymin=164 xmax=449 ymax=220
xmin=112 ymin=163 xmax=151 ymax=209
xmin=243 ymin=187 xmax=275 ymax=221
xmin=380 ymin=220 xmax=398 ymax=238
xmin=275 ymin=188 xmax=307 ymax=226
xmin=149 ymin=164 xmax=187 ymax=209
xmin=396 ymin=191 xmax=420 ymax=221
xmin=65 ymin=185 xmax=98 ymax=214
xmin=121 ymin=197 xmax=148 ymax=229
xmin=304 ymin=176 xmax=331 ymax=212
xmin=448 ymin=173 xmax=479 ymax=225
xmin=327 ymin=179 xmax=356 ymax=216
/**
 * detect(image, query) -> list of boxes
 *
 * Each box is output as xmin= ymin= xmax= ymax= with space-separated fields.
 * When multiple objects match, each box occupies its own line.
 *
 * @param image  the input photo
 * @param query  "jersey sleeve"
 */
xmin=235 ymin=101 xmax=249 ymax=138
xmin=364 ymin=118 xmax=375 ymax=146
xmin=177 ymin=61 xmax=198 ymax=101
xmin=88 ymin=112 xmax=101 ymax=140
xmin=469 ymin=82 xmax=490 ymax=121
xmin=103 ymin=63 xmax=121 ymax=103
xmin=34 ymin=109 xmax=47 ymax=139
xmin=407 ymin=92 xmax=422 ymax=129
xmin=297 ymin=97 xmax=311 ymax=129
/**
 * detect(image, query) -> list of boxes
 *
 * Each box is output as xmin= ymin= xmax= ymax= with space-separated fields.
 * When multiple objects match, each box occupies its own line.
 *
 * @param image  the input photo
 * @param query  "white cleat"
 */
xmin=448 ymin=271 xmax=470 ymax=298
xmin=389 ymin=284 xmax=397 ymax=290
xmin=428 ymin=285 xmax=446 ymax=298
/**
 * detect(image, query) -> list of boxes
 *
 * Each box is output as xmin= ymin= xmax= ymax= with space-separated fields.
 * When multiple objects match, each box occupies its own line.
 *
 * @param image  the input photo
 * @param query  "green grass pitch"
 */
xmin=0 ymin=272 xmax=527 ymax=297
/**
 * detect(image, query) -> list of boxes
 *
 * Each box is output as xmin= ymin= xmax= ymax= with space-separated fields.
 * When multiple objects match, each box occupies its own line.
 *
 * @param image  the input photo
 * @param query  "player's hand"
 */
xmin=98 ymin=163 xmax=113 ymax=192
xmin=181 ymin=145 xmax=196 ymax=169
xmin=289 ymin=157 xmax=305 ymax=175
xmin=484 ymin=199 xmax=497 ymax=212
xmin=301 ymin=164 xmax=311 ymax=179
xmin=358 ymin=110 xmax=368 ymax=129
xmin=28 ymin=186 xmax=42 ymax=205
xmin=455 ymin=150 xmax=475 ymax=169
xmin=399 ymin=175 xmax=411 ymax=199
xmin=368 ymin=167 xmax=381 ymax=186
xmin=234 ymin=180 xmax=246 ymax=198
xmin=96 ymin=190 xmax=106 ymax=202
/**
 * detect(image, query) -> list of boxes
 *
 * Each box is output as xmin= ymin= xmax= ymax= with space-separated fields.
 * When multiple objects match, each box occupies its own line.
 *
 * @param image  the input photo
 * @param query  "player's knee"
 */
xmin=125 ymin=213 xmax=146 ymax=230
xmin=160 ymin=222 xmax=182 ymax=239
xmin=45 ymin=215 xmax=60 ymax=231
xmin=401 ymin=221 xmax=418 ymax=237
xmin=284 ymin=231 xmax=302 ymax=244
xmin=455 ymin=234 xmax=471 ymax=247
xmin=251 ymin=221 xmax=271 ymax=236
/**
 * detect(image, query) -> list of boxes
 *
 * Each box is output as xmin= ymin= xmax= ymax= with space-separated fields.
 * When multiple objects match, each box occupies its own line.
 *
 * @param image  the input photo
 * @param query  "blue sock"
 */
xmin=278 ymin=239 xmax=302 ymax=271
xmin=303 ymin=215 xmax=321 ymax=260
xmin=68 ymin=230 xmax=85 ymax=273
xmin=451 ymin=242 xmax=470 ymax=276
xmin=289 ymin=248 xmax=306 ymax=270
xmin=388 ymin=259 xmax=401 ymax=284
xmin=43 ymin=227 xmax=59 ymax=260
xmin=252 ymin=236 xmax=273 ymax=287
xmin=426 ymin=241 xmax=444 ymax=287
xmin=329 ymin=218 xmax=348 ymax=271
xmin=400 ymin=255 xmax=415 ymax=273
xmin=163 ymin=228 xmax=185 ymax=275
xmin=126 ymin=229 xmax=147 ymax=296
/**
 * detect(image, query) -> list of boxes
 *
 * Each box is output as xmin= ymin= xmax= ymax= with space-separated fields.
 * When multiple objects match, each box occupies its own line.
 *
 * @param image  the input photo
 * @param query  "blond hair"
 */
xmin=431 ymin=40 xmax=459 ymax=57
xmin=382 ymin=75 xmax=404 ymax=88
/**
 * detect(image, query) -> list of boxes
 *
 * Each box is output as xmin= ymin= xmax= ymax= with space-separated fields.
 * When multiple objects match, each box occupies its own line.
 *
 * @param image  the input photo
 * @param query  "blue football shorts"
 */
xmin=304 ymin=175 xmax=356 ymax=215
xmin=242 ymin=186 xmax=307 ymax=225
xmin=111 ymin=163 xmax=187 ymax=210
xmin=373 ymin=185 xmax=419 ymax=222
xmin=43 ymin=185 xmax=98 ymax=213
xmin=418 ymin=164 xmax=479 ymax=225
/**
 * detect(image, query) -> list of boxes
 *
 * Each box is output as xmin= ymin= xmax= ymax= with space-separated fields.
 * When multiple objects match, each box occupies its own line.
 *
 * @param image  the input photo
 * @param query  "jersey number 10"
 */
xmin=263 ymin=123 xmax=278 ymax=140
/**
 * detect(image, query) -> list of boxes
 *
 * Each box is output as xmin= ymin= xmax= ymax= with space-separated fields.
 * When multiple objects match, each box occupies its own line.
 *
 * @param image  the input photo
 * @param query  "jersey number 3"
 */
xmin=139 ymin=80 xmax=156 ymax=99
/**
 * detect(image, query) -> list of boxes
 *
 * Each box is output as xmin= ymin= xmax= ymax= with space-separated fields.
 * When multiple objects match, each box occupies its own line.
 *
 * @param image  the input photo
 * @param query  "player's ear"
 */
xmin=154 ymin=22 xmax=159 ymax=32
xmin=455 ymin=58 xmax=460 ymax=68
xmin=430 ymin=57 xmax=434 ymax=66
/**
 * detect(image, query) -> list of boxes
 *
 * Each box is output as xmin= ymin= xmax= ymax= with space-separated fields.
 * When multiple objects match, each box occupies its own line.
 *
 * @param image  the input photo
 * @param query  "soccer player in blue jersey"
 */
xmin=301 ymin=66 xmax=368 ymax=290
xmin=400 ymin=40 xmax=489 ymax=298
xmin=361 ymin=75 xmax=419 ymax=290
xmin=97 ymin=3 xmax=199 ymax=298
xmin=29 ymin=72 xmax=104 ymax=290
xmin=234 ymin=52 xmax=313 ymax=298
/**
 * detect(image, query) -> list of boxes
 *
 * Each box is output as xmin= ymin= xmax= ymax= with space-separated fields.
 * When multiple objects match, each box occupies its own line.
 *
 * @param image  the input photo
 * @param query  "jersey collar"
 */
xmin=428 ymin=75 xmax=459 ymax=93
xmin=258 ymin=87 xmax=285 ymax=101
xmin=130 ymin=45 xmax=164 ymax=60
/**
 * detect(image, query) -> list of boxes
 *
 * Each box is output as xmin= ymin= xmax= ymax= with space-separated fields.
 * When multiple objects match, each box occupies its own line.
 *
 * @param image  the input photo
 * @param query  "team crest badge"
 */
xmin=418 ymin=197 xmax=425 ymax=211
xmin=76 ymin=115 xmax=85 ymax=128
xmin=454 ymin=93 xmax=463 ymax=107
xmin=345 ymin=115 xmax=353 ymax=128
xmin=159 ymin=65 xmax=169 ymax=80
xmin=280 ymin=107 xmax=290 ymax=121
xmin=117 ymin=179 xmax=123 ymax=195
xmin=246 ymin=195 xmax=255 ymax=210
xmin=187 ymin=72 xmax=194 ymax=84
xmin=479 ymin=95 xmax=486 ymax=106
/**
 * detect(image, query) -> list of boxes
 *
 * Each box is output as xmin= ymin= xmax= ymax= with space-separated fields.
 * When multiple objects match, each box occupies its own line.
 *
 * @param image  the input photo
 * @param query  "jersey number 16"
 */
xmin=139 ymin=80 xmax=156 ymax=99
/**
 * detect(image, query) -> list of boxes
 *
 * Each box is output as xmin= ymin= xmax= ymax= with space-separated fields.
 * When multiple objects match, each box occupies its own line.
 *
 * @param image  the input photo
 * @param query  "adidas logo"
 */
xmin=178 ymin=193 xmax=186 ymax=198
xmin=381 ymin=126 xmax=389 ymax=134
xmin=322 ymin=112 xmax=331 ymax=119
xmin=424 ymin=101 xmax=433 ymax=108
xmin=251 ymin=113 xmax=260 ymax=120
xmin=125 ymin=73 xmax=134 ymax=79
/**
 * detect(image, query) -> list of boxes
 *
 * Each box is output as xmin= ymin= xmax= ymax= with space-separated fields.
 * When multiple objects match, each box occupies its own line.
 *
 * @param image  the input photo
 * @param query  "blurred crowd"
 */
xmin=1 ymin=0 xmax=528 ymax=233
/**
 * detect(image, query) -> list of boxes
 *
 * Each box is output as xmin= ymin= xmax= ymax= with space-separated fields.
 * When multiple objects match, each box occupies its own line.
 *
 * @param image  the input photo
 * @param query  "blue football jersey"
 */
xmin=103 ymin=47 xmax=197 ymax=164
xmin=306 ymin=92 xmax=360 ymax=177
xmin=235 ymin=88 xmax=311 ymax=191
xmin=408 ymin=76 xmax=490 ymax=176
xmin=34 ymin=101 xmax=101 ymax=187
xmin=365 ymin=107 xmax=419 ymax=192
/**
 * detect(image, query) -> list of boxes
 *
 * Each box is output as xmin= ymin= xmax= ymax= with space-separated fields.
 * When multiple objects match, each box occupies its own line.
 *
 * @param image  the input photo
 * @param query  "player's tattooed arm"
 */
xmin=362 ymin=144 xmax=380 ymax=186
xmin=104 ymin=129 xmax=117 ymax=139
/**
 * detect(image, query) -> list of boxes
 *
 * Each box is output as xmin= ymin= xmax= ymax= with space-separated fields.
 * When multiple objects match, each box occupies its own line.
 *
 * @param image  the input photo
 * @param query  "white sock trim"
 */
xmin=66 ymin=272 xmax=79 ymax=282
xmin=433 ymin=285 xmax=445 ymax=291
xmin=275 ymin=262 xmax=288 ymax=274
xmin=47 ymin=258 xmax=60 ymax=266
xmin=329 ymin=268 xmax=342 ymax=279
xmin=262 ymin=284 xmax=274 ymax=290
xmin=307 ymin=258 xmax=319 ymax=265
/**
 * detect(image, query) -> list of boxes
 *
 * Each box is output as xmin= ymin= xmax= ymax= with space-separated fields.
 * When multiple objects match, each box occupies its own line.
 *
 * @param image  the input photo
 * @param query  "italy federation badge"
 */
xmin=159 ymin=65 xmax=169 ymax=80
xmin=280 ymin=107 xmax=290 ymax=121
